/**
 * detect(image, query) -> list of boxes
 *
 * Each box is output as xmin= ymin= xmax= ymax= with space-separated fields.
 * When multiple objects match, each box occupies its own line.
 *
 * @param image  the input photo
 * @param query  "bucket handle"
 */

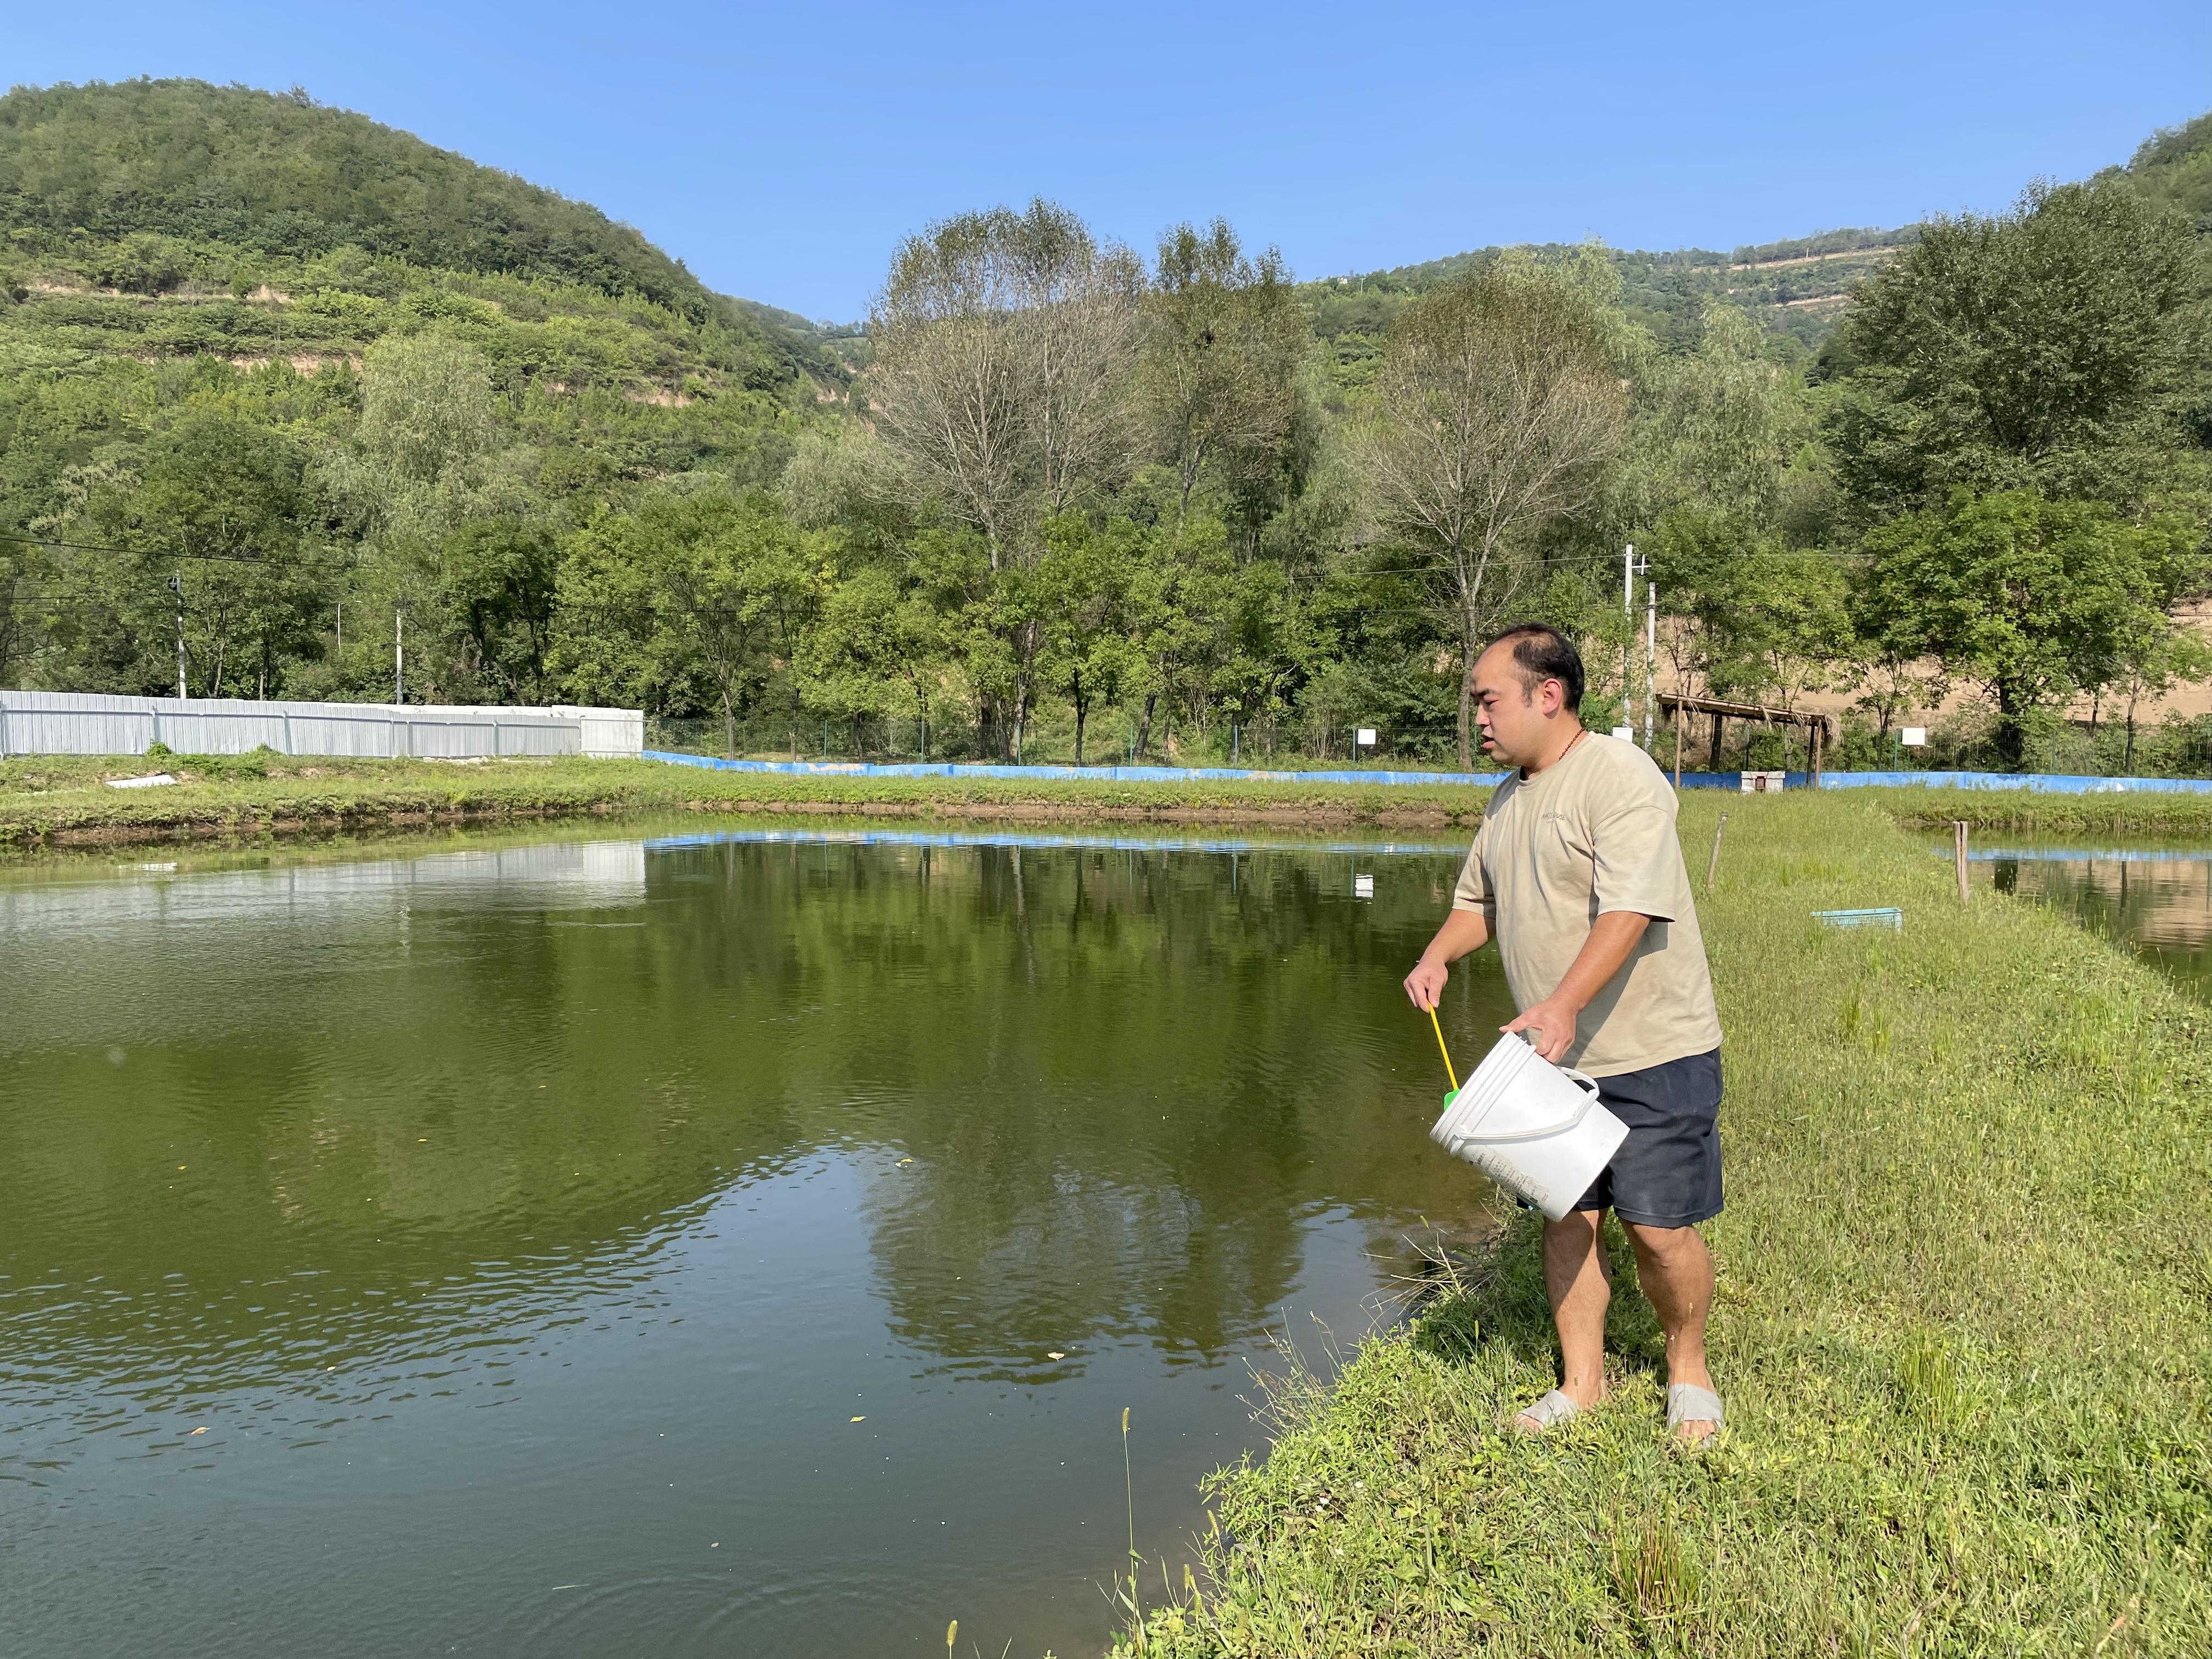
xmin=1449 ymin=1067 xmax=1604 ymax=1146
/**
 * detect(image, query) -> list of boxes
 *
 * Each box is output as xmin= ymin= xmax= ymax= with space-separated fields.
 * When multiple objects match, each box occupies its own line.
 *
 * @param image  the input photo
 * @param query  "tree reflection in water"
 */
xmin=0 ymin=823 xmax=1509 ymax=1658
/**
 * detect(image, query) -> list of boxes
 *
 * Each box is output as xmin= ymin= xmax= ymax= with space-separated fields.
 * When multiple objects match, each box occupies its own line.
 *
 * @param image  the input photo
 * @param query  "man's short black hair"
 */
xmin=1488 ymin=623 xmax=1585 ymax=711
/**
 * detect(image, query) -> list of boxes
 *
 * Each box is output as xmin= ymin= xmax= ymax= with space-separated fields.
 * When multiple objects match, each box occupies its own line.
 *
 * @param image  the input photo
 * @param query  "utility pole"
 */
xmin=170 ymin=569 xmax=187 ymax=699
xmin=1644 ymin=577 xmax=1658 ymax=753
xmin=394 ymin=608 xmax=404 ymax=704
xmin=1622 ymin=544 xmax=1652 ymax=742
xmin=1622 ymin=544 xmax=1635 ymax=733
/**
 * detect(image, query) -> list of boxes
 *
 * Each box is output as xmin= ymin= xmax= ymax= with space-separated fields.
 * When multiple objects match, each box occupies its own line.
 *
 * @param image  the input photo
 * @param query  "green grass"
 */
xmin=1858 ymin=786 xmax=2212 ymax=839
xmin=1112 ymin=793 xmax=2211 ymax=1657
xmin=0 ymin=752 xmax=1493 ymax=847
xmin=7 ymin=753 xmax=2212 ymax=849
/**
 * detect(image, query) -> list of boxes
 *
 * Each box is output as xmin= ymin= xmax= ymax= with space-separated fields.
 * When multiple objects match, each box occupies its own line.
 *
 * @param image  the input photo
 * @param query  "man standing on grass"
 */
xmin=1403 ymin=623 xmax=1726 ymax=1444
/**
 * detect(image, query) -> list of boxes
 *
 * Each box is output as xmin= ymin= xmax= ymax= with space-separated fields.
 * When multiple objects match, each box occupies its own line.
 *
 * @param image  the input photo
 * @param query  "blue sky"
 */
xmin=10 ymin=2 xmax=2209 ymax=321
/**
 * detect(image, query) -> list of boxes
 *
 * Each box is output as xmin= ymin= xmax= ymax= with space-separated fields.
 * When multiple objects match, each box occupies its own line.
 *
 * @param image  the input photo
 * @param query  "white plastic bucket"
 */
xmin=1429 ymin=1032 xmax=1629 ymax=1221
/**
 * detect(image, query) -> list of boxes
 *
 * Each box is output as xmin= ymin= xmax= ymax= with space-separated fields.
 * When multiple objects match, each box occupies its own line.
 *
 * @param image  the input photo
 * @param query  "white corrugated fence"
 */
xmin=0 ymin=690 xmax=643 ymax=760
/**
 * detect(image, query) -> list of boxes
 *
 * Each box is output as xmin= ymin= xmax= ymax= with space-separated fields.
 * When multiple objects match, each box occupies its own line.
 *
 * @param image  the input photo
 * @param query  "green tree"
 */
xmin=63 ymin=410 xmax=328 ymax=698
xmin=1828 ymin=182 xmax=2203 ymax=519
xmin=0 ymin=535 xmax=49 ymax=687
xmin=866 ymin=199 xmax=1144 ymax=568
xmin=439 ymin=518 xmax=558 ymax=701
xmin=1652 ymin=515 xmax=1857 ymax=718
xmin=321 ymin=332 xmax=511 ymax=548
xmin=1350 ymin=257 xmax=1628 ymax=767
xmin=1859 ymin=490 xmax=2202 ymax=768
xmin=1034 ymin=514 xmax=1142 ymax=765
xmin=799 ymin=562 xmax=951 ymax=758
xmin=1203 ymin=556 xmax=1318 ymax=760
xmin=552 ymin=492 xmax=830 ymax=740
xmin=864 ymin=201 xmax=1144 ymax=758
xmin=1141 ymin=221 xmax=1308 ymax=524
xmin=1633 ymin=301 xmax=1809 ymax=532
xmin=2108 ymin=617 xmax=2212 ymax=772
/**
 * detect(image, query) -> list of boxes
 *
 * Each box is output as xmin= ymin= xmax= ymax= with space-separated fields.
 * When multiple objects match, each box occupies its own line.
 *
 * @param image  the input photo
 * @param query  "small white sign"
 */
xmin=1355 ymin=727 xmax=1378 ymax=747
xmin=1741 ymin=770 xmax=1786 ymax=793
xmin=1353 ymin=873 xmax=1375 ymax=899
xmin=1900 ymin=727 xmax=1928 ymax=747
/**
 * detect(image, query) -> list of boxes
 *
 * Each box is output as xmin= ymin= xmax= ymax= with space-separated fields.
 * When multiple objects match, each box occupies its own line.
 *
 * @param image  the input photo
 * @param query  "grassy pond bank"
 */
xmin=1116 ymin=794 xmax=2211 ymax=1657
xmin=0 ymin=753 xmax=1486 ymax=845
xmin=8 ymin=749 xmax=2212 ymax=848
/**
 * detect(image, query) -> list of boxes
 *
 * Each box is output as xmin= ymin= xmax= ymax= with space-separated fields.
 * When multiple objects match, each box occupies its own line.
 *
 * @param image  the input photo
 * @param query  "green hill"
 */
xmin=2099 ymin=109 xmax=2212 ymax=232
xmin=1304 ymin=106 xmax=2211 ymax=393
xmin=1301 ymin=227 xmax=1912 ymax=393
xmin=0 ymin=78 xmax=847 ymax=395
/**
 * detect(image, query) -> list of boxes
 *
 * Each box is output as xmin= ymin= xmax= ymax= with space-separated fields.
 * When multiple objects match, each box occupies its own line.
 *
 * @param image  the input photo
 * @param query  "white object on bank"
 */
xmin=1353 ymin=873 xmax=1374 ymax=899
xmin=1429 ymin=1032 xmax=1629 ymax=1221
xmin=1355 ymin=727 xmax=1378 ymax=747
xmin=105 ymin=774 xmax=179 ymax=790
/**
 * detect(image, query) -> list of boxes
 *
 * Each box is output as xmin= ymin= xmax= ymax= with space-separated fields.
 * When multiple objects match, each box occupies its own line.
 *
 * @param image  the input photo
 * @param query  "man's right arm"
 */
xmin=1403 ymin=907 xmax=1492 ymax=1011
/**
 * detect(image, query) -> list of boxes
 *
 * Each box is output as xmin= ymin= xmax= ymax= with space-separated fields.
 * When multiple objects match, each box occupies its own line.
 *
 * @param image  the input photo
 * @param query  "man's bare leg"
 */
xmin=1517 ymin=1210 xmax=1611 ymax=1430
xmin=1624 ymin=1222 xmax=1716 ymax=1441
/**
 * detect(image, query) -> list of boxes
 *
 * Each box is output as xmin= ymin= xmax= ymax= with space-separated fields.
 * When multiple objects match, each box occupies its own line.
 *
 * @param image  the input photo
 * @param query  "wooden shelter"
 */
xmin=1658 ymin=692 xmax=1834 ymax=786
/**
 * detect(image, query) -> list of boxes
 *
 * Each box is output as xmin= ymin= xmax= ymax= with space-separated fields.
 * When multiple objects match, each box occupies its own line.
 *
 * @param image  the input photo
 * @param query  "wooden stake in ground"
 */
xmin=1954 ymin=820 xmax=1971 ymax=906
xmin=1706 ymin=812 xmax=1728 ymax=893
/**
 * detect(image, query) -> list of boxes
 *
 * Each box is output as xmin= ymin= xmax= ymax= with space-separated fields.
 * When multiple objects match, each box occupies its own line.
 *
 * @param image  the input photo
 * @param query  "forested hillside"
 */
xmin=2102 ymin=109 xmax=2212 ymax=230
xmin=0 ymin=79 xmax=847 ymax=380
xmin=1310 ymin=110 xmax=2212 ymax=383
xmin=1307 ymin=225 xmax=1904 ymax=394
xmin=1 ymin=80 xmax=2207 ymax=777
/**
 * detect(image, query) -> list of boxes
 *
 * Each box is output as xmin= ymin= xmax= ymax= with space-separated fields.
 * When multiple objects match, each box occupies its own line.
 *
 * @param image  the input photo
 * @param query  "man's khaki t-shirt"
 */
xmin=1453 ymin=732 xmax=1722 ymax=1077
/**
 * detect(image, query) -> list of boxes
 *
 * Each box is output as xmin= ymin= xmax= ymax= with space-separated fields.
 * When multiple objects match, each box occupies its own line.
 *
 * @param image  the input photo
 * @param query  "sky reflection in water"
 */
xmin=1965 ymin=840 xmax=2212 ymax=1002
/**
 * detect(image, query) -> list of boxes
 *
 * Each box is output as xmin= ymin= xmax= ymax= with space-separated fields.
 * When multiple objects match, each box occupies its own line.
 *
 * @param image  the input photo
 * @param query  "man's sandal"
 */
xmin=1513 ymin=1389 xmax=1583 ymax=1434
xmin=1667 ymin=1384 xmax=1724 ymax=1446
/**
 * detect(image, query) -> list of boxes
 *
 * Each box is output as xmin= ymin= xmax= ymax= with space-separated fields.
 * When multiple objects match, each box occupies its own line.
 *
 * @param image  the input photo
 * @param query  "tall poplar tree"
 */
xmin=1351 ymin=261 xmax=1627 ymax=768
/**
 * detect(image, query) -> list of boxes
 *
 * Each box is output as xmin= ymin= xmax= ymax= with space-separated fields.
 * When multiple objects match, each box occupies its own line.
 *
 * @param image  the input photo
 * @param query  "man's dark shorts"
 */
xmin=1569 ymin=1048 xmax=1723 ymax=1228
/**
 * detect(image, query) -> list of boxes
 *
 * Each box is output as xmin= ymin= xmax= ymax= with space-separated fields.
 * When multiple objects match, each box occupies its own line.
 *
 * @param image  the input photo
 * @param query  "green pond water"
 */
xmin=1 ymin=821 xmax=1513 ymax=1658
xmin=1960 ymin=839 xmax=2212 ymax=1002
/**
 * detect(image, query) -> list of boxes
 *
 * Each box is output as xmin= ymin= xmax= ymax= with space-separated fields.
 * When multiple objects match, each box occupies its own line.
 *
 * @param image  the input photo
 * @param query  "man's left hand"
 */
xmin=1502 ymin=997 xmax=1579 ymax=1064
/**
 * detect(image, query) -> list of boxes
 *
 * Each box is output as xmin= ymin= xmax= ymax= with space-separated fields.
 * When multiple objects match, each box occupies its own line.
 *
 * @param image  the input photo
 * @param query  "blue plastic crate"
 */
xmin=1813 ymin=907 xmax=1904 ymax=930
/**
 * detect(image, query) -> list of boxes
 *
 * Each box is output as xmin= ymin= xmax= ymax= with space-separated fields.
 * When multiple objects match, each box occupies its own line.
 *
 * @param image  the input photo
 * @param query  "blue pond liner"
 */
xmin=640 ymin=751 xmax=1506 ymax=786
xmin=642 ymin=825 xmax=1470 ymax=857
xmin=1819 ymin=770 xmax=2212 ymax=795
xmin=639 ymin=751 xmax=2212 ymax=795
xmin=1955 ymin=846 xmax=2212 ymax=864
